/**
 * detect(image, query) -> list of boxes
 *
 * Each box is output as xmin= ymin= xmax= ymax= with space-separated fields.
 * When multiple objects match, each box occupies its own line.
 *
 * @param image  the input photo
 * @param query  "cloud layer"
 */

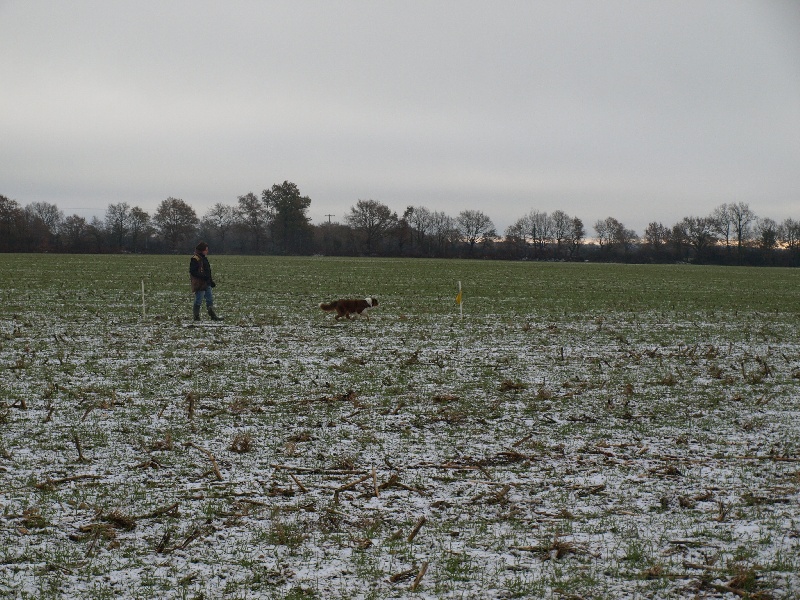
xmin=2 ymin=0 xmax=798 ymax=233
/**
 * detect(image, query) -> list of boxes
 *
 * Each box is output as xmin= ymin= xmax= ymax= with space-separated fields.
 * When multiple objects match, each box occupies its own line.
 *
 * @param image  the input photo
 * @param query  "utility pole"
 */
xmin=325 ymin=214 xmax=335 ymax=224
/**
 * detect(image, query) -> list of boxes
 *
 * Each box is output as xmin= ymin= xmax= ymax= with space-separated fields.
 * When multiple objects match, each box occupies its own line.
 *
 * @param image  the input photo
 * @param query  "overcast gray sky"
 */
xmin=2 ymin=0 xmax=798 ymax=234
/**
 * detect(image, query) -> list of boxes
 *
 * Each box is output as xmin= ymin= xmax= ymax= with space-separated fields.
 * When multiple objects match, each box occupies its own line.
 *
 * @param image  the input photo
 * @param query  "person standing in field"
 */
xmin=189 ymin=241 xmax=223 ymax=321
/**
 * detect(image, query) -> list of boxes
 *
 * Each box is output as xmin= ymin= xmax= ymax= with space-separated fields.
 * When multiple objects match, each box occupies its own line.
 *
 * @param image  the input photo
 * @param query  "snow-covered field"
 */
xmin=1 ymin=255 xmax=799 ymax=599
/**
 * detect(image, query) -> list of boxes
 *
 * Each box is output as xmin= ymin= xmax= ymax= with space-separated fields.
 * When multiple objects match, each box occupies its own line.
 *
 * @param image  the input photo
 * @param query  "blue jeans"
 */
xmin=194 ymin=287 xmax=214 ymax=308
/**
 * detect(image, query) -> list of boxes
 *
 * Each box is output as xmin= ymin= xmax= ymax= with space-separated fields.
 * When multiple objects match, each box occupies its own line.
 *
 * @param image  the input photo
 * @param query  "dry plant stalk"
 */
xmin=407 ymin=516 xmax=426 ymax=542
xmin=512 ymin=433 xmax=534 ymax=448
xmin=512 ymin=533 xmax=590 ymax=560
xmin=184 ymin=442 xmax=223 ymax=480
xmin=333 ymin=473 xmax=372 ymax=501
xmin=376 ymin=474 xmax=426 ymax=495
xmin=157 ymin=399 xmax=171 ymax=419
xmin=104 ymin=510 xmax=137 ymax=530
xmin=229 ymin=432 xmax=252 ymax=453
xmin=388 ymin=567 xmax=417 ymax=583
xmin=158 ymin=527 xmax=209 ymax=554
xmin=488 ymin=484 xmax=511 ymax=504
xmin=186 ymin=392 xmax=195 ymax=420
xmin=155 ymin=530 xmax=171 ymax=554
xmin=410 ymin=561 xmax=429 ymax=591
xmin=289 ymin=473 xmax=308 ymax=493
xmin=136 ymin=502 xmax=179 ymax=520
xmin=271 ymin=463 xmax=367 ymax=474
xmin=499 ymin=379 xmax=526 ymax=392
xmin=43 ymin=401 xmax=55 ymax=423
xmin=151 ymin=432 xmax=173 ymax=451
xmin=81 ymin=404 xmax=96 ymax=421
xmin=34 ymin=474 xmax=103 ymax=490
xmin=72 ymin=432 xmax=89 ymax=463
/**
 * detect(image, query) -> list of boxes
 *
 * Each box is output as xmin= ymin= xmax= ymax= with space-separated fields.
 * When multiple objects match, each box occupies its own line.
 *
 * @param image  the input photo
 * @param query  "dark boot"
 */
xmin=193 ymin=305 xmax=201 ymax=321
xmin=208 ymin=306 xmax=223 ymax=321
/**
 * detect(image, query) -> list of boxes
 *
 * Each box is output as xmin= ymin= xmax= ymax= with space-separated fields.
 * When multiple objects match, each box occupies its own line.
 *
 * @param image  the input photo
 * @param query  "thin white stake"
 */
xmin=141 ymin=279 xmax=146 ymax=318
xmin=458 ymin=280 xmax=463 ymax=319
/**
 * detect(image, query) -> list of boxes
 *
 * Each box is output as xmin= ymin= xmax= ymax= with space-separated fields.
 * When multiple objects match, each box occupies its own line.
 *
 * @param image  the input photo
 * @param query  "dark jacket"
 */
xmin=189 ymin=253 xmax=214 ymax=292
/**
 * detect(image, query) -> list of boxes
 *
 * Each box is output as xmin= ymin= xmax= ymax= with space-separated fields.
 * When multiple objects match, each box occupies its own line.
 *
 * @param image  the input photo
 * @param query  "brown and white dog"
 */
xmin=319 ymin=297 xmax=378 ymax=321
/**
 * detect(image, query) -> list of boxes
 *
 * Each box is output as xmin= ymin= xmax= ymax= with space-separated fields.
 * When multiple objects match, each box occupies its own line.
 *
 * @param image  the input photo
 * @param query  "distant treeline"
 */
xmin=2 ymin=183 xmax=798 ymax=266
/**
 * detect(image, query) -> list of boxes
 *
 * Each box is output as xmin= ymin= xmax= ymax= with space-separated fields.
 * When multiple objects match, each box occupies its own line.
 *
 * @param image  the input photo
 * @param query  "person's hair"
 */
xmin=195 ymin=241 xmax=208 ymax=252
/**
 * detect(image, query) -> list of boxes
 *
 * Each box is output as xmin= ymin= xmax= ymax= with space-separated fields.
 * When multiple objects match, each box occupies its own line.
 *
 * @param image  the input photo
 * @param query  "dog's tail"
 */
xmin=319 ymin=300 xmax=338 ymax=311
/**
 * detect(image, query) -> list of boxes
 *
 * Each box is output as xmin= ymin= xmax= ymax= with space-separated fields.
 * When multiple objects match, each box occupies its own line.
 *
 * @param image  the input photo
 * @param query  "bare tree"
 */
xmin=779 ymin=218 xmax=800 ymax=252
xmin=677 ymin=216 xmax=718 ymax=258
xmin=550 ymin=210 xmax=571 ymax=257
xmin=22 ymin=201 xmax=63 ymax=250
xmin=153 ymin=197 xmax=198 ymax=252
xmin=0 ymin=196 xmax=24 ymax=251
xmin=405 ymin=206 xmax=435 ymax=254
xmin=755 ymin=217 xmax=779 ymax=251
xmin=643 ymin=222 xmax=670 ymax=248
xmin=670 ymin=222 xmax=689 ymax=261
xmin=345 ymin=199 xmax=398 ymax=254
xmin=504 ymin=219 xmax=529 ymax=258
xmin=25 ymin=201 xmax=63 ymax=235
xmin=395 ymin=208 xmax=412 ymax=255
xmin=87 ymin=216 xmax=107 ymax=253
xmin=202 ymin=203 xmax=238 ymax=253
xmin=595 ymin=217 xmax=636 ymax=256
xmin=430 ymin=211 xmax=458 ymax=257
xmin=594 ymin=218 xmax=612 ymax=250
xmin=506 ymin=210 xmax=560 ymax=258
xmin=129 ymin=207 xmax=152 ymax=253
xmin=105 ymin=202 xmax=131 ymax=250
xmin=456 ymin=209 xmax=496 ymax=257
xmin=710 ymin=203 xmax=733 ymax=250
xmin=729 ymin=202 xmax=756 ymax=256
xmin=566 ymin=217 xmax=585 ymax=258
xmin=643 ymin=221 xmax=671 ymax=261
xmin=60 ymin=215 xmax=90 ymax=252
xmin=527 ymin=211 xmax=552 ymax=256
xmin=237 ymin=192 xmax=269 ymax=253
